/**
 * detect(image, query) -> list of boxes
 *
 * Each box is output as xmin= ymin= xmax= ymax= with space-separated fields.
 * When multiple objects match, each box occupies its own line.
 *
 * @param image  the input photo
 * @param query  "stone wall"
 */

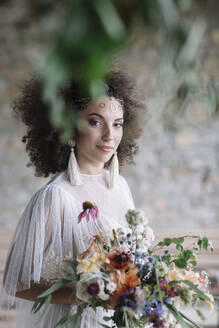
xmin=0 ymin=2 xmax=219 ymax=327
xmin=0 ymin=1 xmax=218 ymax=231
xmin=0 ymin=1 xmax=219 ymax=229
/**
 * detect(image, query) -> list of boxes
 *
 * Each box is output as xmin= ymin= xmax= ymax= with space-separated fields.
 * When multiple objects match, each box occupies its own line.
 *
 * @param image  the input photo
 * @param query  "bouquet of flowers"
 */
xmin=32 ymin=201 xmax=215 ymax=328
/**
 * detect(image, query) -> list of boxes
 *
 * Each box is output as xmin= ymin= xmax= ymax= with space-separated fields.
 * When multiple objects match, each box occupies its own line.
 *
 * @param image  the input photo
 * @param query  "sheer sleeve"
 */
xmin=119 ymin=175 xmax=135 ymax=209
xmin=0 ymin=182 xmax=77 ymax=307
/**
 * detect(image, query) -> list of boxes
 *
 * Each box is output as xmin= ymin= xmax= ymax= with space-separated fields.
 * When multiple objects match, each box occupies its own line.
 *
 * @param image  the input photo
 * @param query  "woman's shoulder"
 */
xmin=18 ymin=171 xmax=76 ymax=227
xmin=27 ymin=171 xmax=70 ymax=206
xmin=118 ymin=172 xmax=130 ymax=188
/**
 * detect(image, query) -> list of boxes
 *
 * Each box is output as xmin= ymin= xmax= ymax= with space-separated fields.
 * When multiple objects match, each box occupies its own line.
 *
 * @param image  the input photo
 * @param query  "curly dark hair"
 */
xmin=12 ymin=71 xmax=145 ymax=177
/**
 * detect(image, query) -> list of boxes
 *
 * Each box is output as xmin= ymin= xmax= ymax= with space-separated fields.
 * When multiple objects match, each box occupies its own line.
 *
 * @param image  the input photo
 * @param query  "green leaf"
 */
xmin=56 ymin=307 xmax=83 ymax=328
xmin=38 ymin=295 xmax=52 ymax=320
xmin=189 ymin=260 xmax=197 ymax=266
xmin=173 ymin=237 xmax=185 ymax=244
xmin=179 ymin=310 xmax=203 ymax=328
xmin=170 ymin=280 xmax=218 ymax=309
xmin=37 ymin=279 xmax=69 ymax=298
xmin=124 ymin=311 xmax=130 ymax=328
xmin=104 ymin=269 xmax=119 ymax=274
xmin=181 ymin=280 xmax=213 ymax=303
xmin=155 ymin=267 xmax=163 ymax=301
xmin=209 ymin=240 xmax=214 ymax=251
xmin=174 ymin=258 xmax=187 ymax=268
xmin=65 ymin=260 xmax=78 ymax=273
xmin=93 ymin=0 xmax=125 ymax=39
xmin=31 ymin=297 xmax=46 ymax=314
xmin=158 ymin=237 xmax=185 ymax=247
xmin=183 ymin=250 xmax=193 ymax=260
xmin=198 ymin=237 xmax=209 ymax=251
xmin=103 ymin=316 xmax=113 ymax=321
xmin=196 ymin=309 xmax=206 ymax=321
xmin=165 ymin=302 xmax=191 ymax=327
xmin=161 ymin=238 xmax=173 ymax=246
xmin=168 ymin=280 xmax=180 ymax=286
xmin=176 ymin=244 xmax=183 ymax=251
xmin=55 ymin=316 xmax=69 ymax=327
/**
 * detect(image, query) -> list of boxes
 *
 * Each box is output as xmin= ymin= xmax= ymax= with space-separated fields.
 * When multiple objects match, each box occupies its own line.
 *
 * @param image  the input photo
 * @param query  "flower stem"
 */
xmin=112 ymin=229 xmax=120 ymax=247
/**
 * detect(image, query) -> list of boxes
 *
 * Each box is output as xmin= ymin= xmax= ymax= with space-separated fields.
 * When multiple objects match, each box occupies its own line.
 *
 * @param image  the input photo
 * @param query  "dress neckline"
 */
xmin=80 ymin=172 xmax=103 ymax=177
xmin=79 ymin=169 xmax=108 ymax=177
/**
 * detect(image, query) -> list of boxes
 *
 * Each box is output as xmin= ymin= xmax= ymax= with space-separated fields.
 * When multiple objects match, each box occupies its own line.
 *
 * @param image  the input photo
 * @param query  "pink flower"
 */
xmin=78 ymin=201 xmax=99 ymax=223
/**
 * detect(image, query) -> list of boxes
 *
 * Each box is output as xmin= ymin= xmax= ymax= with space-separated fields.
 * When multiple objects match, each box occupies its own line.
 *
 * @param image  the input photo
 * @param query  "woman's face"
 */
xmin=75 ymin=96 xmax=124 ymax=168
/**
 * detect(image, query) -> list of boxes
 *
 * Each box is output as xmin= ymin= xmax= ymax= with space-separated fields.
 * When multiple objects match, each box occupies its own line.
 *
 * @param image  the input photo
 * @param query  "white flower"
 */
xmin=136 ymin=223 xmax=145 ymax=234
xmin=140 ymin=211 xmax=149 ymax=226
xmin=105 ymin=281 xmax=117 ymax=294
xmin=119 ymin=244 xmax=130 ymax=253
xmin=134 ymin=287 xmax=145 ymax=303
xmin=163 ymin=309 xmax=178 ymax=327
xmin=163 ymin=262 xmax=170 ymax=274
xmin=69 ymin=304 xmax=77 ymax=315
xmin=142 ymin=226 xmax=155 ymax=247
xmin=116 ymin=227 xmax=126 ymax=237
xmin=76 ymin=275 xmax=109 ymax=302
xmin=197 ymin=271 xmax=209 ymax=291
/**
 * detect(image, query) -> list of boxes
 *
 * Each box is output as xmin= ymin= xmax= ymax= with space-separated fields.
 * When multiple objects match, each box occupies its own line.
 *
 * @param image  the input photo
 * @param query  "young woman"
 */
xmin=0 ymin=71 xmax=145 ymax=327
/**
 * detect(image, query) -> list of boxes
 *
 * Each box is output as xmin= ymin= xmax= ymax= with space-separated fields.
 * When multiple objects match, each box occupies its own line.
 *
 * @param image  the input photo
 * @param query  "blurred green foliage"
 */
xmin=28 ymin=0 xmax=215 ymax=141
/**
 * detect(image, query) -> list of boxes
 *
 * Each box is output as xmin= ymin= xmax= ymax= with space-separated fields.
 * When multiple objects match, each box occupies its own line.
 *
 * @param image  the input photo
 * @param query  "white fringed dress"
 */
xmin=0 ymin=169 xmax=135 ymax=328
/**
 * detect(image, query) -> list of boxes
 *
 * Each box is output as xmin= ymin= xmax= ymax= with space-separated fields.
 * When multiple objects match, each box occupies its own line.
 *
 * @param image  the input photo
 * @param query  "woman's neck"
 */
xmin=77 ymin=158 xmax=104 ymax=175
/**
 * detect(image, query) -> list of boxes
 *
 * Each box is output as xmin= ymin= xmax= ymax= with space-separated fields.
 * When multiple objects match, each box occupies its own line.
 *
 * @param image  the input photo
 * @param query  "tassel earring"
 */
xmin=109 ymin=151 xmax=119 ymax=189
xmin=67 ymin=140 xmax=82 ymax=186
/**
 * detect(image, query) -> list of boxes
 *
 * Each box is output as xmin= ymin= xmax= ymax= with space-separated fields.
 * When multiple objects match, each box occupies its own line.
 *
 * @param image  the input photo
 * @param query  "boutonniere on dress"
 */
xmin=78 ymin=201 xmax=99 ymax=223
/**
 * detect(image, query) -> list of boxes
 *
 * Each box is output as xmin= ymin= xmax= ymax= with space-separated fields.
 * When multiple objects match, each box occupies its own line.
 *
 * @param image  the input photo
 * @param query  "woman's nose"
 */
xmin=102 ymin=125 xmax=113 ymax=141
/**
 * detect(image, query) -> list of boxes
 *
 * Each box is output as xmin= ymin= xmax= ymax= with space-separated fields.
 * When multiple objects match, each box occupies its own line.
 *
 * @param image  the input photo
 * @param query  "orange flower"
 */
xmin=106 ymin=248 xmax=140 ymax=307
xmin=77 ymin=239 xmax=100 ymax=261
xmin=107 ymin=248 xmax=131 ymax=270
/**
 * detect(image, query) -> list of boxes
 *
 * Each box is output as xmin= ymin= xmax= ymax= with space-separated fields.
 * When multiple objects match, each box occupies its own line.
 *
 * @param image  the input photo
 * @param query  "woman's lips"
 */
xmin=97 ymin=145 xmax=114 ymax=153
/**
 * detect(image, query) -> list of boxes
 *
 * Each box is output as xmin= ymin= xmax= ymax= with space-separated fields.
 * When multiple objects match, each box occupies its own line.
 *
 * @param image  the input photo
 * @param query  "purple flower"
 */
xmin=159 ymin=277 xmax=167 ymax=291
xmin=120 ymin=289 xmax=137 ymax=309
xmin=150 ymin=316 xmax=166 ymax=328
xmin=113 ymin=251 xmax=131 ymax=264
xmin=142 ymin=301 xmax=153 ymax=316
xmin=78 ymin=201 xmax=99 ymax=223
xmin=167 ymin=286 xmax=178 ymax=297
xmin=165 ymin=297 xmax=172 ymax=305
xmin=159 ymin=277 xmax=178 ymax=297
xmin=154 ymin=301 xmax=163 ymax=316
xmin=87 ymin=282 xmax=100 ymax=297
xmin=142 ymin=300 xmax=163 ymax=318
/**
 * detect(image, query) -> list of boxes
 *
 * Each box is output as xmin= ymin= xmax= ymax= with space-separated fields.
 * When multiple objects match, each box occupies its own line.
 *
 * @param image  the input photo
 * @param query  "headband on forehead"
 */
xmin=72 ymin=83 xmax=124 ymax=110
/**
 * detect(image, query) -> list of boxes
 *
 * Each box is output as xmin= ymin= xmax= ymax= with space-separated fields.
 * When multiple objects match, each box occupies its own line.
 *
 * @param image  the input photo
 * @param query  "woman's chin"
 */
xmin=95 ymin=152 xmax=113 ymax=164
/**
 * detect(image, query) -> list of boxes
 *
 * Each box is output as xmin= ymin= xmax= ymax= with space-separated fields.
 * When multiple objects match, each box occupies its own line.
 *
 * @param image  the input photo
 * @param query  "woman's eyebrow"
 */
xmin=88 ymin=113 xmax=123 ymax=121
xmin=88 ymin=113 xmax=104 ymax=119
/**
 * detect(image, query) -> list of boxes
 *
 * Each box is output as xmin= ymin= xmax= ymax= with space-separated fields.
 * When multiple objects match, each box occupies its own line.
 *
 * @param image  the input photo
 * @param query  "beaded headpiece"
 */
xmin=72 ymin=83 xmax=124 ymax=111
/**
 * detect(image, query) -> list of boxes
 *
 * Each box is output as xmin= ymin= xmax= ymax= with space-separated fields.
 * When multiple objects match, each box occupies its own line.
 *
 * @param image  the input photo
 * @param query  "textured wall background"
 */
xmin=0 ymin=2 xmax=219 ymax=327
xmin=0 ymin=1 xmax=218 ymax=232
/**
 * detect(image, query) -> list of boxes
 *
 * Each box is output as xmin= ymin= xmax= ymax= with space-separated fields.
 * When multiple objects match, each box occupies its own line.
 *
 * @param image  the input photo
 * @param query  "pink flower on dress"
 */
xmin=78 ymin=201 xmax=99 ymax=223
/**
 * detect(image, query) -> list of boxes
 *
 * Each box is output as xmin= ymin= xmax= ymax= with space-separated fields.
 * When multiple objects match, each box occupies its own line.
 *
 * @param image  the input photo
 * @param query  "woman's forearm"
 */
xmin=15 ymin=281 xmax=79 ymax=305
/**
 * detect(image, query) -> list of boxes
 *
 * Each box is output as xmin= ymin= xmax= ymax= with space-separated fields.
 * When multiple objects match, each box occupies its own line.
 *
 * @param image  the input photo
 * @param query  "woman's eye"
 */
xmin=114 ymin=122 xmax=123 ymax=128
xmin=88 ymin=119 xmax=102 ymax=126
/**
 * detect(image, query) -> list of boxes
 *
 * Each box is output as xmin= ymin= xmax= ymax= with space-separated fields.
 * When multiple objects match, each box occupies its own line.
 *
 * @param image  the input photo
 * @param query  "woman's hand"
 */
xmin=15 ymin=281 xmax=80 ymax=305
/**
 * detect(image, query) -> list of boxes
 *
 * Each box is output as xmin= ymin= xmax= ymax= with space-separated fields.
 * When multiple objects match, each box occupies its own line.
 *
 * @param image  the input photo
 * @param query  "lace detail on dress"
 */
xmin=41 ymin=251 xmax=74 ymax=282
